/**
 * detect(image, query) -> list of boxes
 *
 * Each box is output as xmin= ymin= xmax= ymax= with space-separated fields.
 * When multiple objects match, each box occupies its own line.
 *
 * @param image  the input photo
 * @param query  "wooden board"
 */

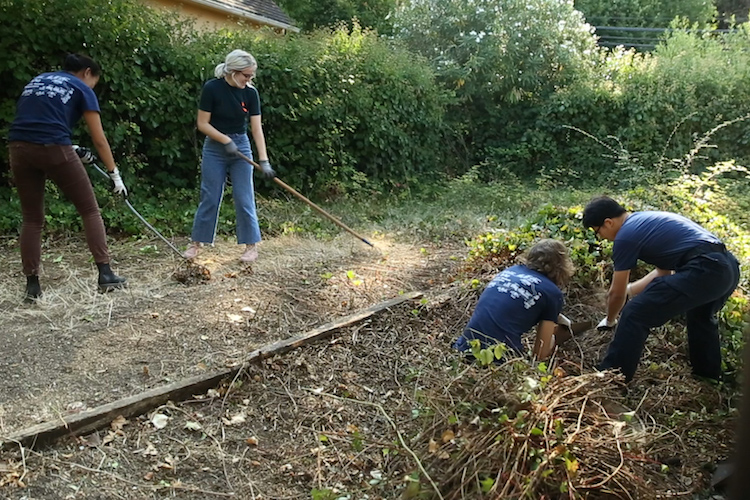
xmin=1 ymin=291 xmax=423 ymax=449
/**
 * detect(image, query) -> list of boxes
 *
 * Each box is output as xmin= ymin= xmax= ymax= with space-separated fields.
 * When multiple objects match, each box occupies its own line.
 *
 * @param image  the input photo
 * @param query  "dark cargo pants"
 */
xmin=598 ymin=249 xmax=740 ymax=381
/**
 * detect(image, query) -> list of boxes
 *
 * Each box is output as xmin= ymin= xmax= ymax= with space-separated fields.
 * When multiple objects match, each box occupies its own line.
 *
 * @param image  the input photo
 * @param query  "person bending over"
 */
xmin=8 ymin=53 xmax=127 ymax=302
xmin=454 ymin=239 xmax=575 ymax=361
xmin=582 ymin=196 xmax=740 ymax=382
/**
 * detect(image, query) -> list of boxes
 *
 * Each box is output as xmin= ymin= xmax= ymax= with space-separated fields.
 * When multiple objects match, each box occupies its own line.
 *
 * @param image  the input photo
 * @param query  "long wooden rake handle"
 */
xmin=237 ymin=152 xmax=375 ymax=248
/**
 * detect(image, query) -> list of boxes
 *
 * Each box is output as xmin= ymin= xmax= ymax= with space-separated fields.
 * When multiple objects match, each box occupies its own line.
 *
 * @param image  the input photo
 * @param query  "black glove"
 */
xmin=73 ymin=145 xmax=95 ymax=164
xmin=224 ymin=140 xmax=239 ymax=157
xmin=258 ymin=160 xmax=276 ymax=179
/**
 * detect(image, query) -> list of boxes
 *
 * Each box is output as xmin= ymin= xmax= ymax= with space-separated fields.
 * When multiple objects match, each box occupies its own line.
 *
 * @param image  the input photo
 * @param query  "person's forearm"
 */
xmin=533 ymin=321 xmax=557 ymax=360
xmin=197 ymin=122 xmax=230 ymax=144
xmin=251 ymin=126 xmax=268 ymax=160
xmin=92 ymin=138 xmax=116 ymax=172
xmin=249 ymin=115 xmax=268 ymax=160
xmin=606 ymin=290 xmax=627 ymax=321
xmin=629 ymin=268 xmax=672 ymax=296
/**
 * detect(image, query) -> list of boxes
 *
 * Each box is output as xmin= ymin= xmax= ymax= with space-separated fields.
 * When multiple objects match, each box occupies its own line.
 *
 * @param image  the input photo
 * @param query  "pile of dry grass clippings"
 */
xmin=412 ymin=358 xmax=701 ymax=500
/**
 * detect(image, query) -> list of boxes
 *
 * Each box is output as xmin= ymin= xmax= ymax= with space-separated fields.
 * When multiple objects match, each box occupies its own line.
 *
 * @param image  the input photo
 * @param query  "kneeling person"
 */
xmin=454 ymin=239 xmax=574 ymax=360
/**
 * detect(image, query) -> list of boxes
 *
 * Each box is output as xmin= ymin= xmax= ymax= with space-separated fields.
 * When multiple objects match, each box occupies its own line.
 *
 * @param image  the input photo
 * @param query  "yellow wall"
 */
xmin=142 ymin=0 xmax=265 ymax=30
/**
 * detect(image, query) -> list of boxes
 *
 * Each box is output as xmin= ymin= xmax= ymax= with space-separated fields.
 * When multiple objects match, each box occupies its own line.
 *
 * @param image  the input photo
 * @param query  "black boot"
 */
xmin=97 ymin=262 xmax=127 ymax=292
xmin=24 ymin=275 xmax=42 ymax=303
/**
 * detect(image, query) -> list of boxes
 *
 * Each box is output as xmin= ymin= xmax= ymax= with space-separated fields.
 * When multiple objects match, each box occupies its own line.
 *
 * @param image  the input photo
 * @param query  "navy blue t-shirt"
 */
xmin=454 ymin=265 xmax=564 ymax=353
xmin=613 ymin=211 xmax=721 ymax=271
xmin=8 ymin=71 xmax=100 ymax=145
xmin=199 ymin=78 xmax=261 ymax=135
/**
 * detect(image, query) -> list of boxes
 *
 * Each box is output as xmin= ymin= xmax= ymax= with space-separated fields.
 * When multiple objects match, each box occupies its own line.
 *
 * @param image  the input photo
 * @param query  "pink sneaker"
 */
xmin=183 ymin=242 xmax=200 ymax=260
xmin=240 ymin=244 xmax=258 ymax=263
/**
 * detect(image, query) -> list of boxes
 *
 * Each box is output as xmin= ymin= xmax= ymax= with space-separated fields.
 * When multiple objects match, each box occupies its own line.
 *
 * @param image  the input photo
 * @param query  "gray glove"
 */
xmin=224 ymin=140 xmax=239 ymax=157
xmin=258 ymin=160 xmax=276 ymax=179
xmin=73 ymin=145 xmax=95 ymax=164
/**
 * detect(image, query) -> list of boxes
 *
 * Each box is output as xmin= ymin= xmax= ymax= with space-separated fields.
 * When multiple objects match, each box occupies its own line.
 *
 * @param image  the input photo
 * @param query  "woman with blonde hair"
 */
xmin=454 ymin=239 xmax=575 ymax=360
xmin=184 ymin=49 xmax=276 ymax=263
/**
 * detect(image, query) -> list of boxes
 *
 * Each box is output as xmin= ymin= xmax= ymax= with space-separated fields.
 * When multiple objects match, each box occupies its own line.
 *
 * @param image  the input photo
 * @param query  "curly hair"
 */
xmin=520 ymin=239 xmax=574 ymax=288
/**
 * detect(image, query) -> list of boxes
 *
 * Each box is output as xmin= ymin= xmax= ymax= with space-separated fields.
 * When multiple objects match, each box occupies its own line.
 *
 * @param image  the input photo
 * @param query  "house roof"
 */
xmin=188 ymin=0 xmax=298 ymax=31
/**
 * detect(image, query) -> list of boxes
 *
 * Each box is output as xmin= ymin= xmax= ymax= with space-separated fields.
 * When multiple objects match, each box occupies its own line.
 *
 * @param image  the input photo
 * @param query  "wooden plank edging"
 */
xmin=1 ymin=291 xmax=423 ymax=449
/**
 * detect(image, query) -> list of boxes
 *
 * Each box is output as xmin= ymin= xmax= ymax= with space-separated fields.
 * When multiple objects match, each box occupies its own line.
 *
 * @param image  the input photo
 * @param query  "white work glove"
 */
xmin=557 ymin=314 xmax=572 ymax=329
xmin=597 ymin=317 xmax=618 ymax=331
xmin=73 ymin=145 xmax=95 ymax=164
xmin=108 ymin=168 xmax=128 ymax=196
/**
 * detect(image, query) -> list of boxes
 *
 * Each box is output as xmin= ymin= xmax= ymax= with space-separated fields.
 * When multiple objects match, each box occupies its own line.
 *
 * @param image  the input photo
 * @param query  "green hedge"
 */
xmin=0 ymin=0 xmax=449 ymax=211
xmin=484 ymin=28 xmax=750 ymax=182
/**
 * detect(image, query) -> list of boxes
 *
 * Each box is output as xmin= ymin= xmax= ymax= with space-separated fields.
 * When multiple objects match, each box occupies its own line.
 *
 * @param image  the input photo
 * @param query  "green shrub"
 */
xmin=392 ymin=0 xmax=600 ymax=170
xmin=508 ymin=26 xmax=750 ymax=181
xmin=467 ymin=203 xmax=613 ymax=288
xmin=0 ymin=0 xmax=450 ymax=234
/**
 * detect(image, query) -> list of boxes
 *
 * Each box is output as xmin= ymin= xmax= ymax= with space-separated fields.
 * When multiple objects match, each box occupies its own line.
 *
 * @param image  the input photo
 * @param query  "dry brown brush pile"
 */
xmin=414 ymin=363 xmax=686 ymax=499
xmin=0 ymin=266 xmax=737 ymax=499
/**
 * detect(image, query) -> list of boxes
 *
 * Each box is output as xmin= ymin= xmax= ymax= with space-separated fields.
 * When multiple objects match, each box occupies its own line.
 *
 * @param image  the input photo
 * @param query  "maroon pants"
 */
xmin=9 ymin=142 xmax=109 ymax=276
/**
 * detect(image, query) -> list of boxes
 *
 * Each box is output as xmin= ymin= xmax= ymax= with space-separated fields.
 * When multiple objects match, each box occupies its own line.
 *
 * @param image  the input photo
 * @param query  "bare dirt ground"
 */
xmin=0 ymin=233 xmax=459 ymax=435
xmin=0 ymin=233 xmax=738 ymax=499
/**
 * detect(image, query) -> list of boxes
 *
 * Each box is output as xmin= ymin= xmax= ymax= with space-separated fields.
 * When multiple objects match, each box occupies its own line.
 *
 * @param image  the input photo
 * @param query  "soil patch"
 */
xmin=0 ymin=234 xmax=737 ymax=499
xmin=0 ymin=234 xmax=461 ymax=435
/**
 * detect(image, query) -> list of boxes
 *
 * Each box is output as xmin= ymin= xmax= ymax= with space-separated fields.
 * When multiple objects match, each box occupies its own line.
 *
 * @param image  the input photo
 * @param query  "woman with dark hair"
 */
xmin=8 ymin=53 xmax=127 ymax=302
xmin=454 ymin=239 xmax=575 ymax=360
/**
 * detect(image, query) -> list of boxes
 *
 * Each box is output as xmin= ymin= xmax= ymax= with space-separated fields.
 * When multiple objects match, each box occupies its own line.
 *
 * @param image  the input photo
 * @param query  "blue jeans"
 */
xmin=599 ymin=250 xmax=740 ymax=381
xmin=191 ymin=134 xmax=261 ymax=245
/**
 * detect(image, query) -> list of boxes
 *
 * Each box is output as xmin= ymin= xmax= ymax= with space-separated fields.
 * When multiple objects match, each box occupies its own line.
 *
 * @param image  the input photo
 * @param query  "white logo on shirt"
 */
xmin=22 ymin=75 xmax=75 ymax=104
xmin=489 ymin=271 xmax=543 ymax=309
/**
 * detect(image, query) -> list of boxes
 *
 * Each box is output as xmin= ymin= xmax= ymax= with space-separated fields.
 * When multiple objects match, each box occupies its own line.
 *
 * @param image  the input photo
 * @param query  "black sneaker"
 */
xmin=96 ymin=263 xmax=127 ymax=293
xmin=24 ymin=275 xmax=42 ymax=303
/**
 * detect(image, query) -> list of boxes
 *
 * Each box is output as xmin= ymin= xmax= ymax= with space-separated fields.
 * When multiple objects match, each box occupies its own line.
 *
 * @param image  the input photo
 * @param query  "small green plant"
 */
xmin=468 ymin=339 xmax=508 ymax=367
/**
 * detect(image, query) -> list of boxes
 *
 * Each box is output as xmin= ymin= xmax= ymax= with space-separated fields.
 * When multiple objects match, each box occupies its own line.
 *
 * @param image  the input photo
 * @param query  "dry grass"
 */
xmin=0 ymin=234 xmax=737 ymax=499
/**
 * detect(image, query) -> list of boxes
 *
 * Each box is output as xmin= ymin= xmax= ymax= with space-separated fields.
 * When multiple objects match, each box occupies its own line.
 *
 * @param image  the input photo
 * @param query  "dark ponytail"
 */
xmin=62 ymin=53 xmax=101 ymax=77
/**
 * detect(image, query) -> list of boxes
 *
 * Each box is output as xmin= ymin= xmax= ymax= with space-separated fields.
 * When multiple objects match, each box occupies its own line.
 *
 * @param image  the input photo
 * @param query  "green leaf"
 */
xmin=478 ymin=349 xmax=494 ymax=366
xmin=480 ymin=476 xmax=495 ymax=493
xmin=493 ymin=344 xmax=507 ymax=360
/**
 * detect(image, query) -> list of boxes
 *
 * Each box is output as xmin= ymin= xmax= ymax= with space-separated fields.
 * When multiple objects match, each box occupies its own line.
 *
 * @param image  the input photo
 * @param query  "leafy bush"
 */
xmin=0 ymin=0 xmax=450 ymax=233
xmin=274 ymin=0 xmax=398 ymax=34
xmin=392 ymin=0 xmax=600 ymax=168
xmin=513 ymin=26 xmax=750 ymax=181
xmin=467 ymin=203 xmax=612 ymax=288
